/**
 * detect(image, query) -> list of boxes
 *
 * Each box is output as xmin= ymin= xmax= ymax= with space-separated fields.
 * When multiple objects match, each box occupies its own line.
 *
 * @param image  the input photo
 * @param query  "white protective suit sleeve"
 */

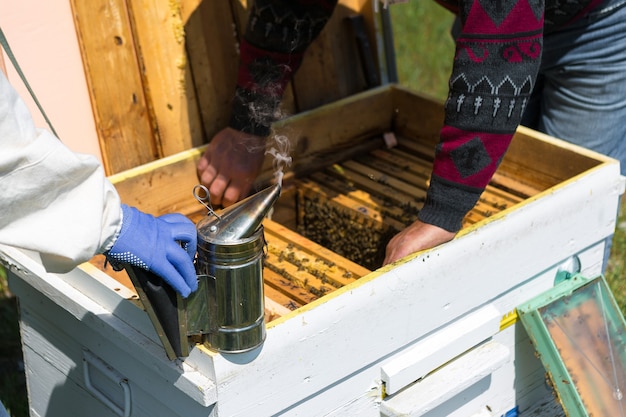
xmin=0 ymin=71 xmax=122 ymax=273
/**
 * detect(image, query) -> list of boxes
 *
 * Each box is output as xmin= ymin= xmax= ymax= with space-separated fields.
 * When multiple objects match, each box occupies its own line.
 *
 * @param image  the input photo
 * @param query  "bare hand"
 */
xmin=197 ymin=127 xmax=266 ymax=207
xmin=383 ymin=219 xmax=456 ymax=265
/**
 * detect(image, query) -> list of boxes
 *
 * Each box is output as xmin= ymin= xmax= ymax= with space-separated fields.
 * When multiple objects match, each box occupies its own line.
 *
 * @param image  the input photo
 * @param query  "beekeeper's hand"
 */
xmin=383 ymin=219 xmax=456 ymax=266
xmin=197 ymin=127 xmax=266 ymax=207
xmin=105 ymin=205 xmax=198 ymax=297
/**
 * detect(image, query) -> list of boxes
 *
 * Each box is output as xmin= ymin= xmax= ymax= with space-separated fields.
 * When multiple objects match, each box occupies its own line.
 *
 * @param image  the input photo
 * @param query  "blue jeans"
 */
xmin=0 ymin=401 xmax=9 ymax=417
xmin=521 ymin=0 xmax=626 ymax=271
xmin=522 ymin=0 xmax=626 ymax=176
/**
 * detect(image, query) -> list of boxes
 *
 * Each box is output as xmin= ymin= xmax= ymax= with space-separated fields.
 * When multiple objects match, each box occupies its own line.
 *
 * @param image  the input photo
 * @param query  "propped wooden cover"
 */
xmin=71 ymin=0 xmax=379 ymax=175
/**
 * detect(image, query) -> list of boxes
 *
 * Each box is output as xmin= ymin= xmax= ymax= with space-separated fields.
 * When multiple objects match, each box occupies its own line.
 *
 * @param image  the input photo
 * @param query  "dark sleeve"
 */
xmin=230 ymin=0 xmax=338 ymax=136
xmin=418 ymin=0 xmax=544 ymax=232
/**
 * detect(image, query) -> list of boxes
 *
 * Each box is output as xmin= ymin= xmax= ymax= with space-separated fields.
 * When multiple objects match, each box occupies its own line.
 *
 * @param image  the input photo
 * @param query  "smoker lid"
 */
xmin=195 ymin=183 xmax=282 ymax=243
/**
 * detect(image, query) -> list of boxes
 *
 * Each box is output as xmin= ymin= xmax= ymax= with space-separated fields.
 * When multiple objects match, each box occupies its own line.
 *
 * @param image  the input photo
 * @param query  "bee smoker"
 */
xmin=124 ymin=183 xmax=281 ymax=360
xmin=180 ymin=183 xmax=282 ymax=354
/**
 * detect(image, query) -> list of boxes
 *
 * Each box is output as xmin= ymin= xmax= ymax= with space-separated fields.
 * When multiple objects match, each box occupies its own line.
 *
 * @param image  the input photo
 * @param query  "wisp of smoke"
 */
xmin=265 ymin=134 xmax=292 ymax=185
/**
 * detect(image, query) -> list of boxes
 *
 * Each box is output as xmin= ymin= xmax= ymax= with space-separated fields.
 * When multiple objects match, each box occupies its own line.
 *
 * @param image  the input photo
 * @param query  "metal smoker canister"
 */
xmin=194 ymin=227 xmax=265 ymax=353
xmin=187 ymin=183 xmax=281 ymax=353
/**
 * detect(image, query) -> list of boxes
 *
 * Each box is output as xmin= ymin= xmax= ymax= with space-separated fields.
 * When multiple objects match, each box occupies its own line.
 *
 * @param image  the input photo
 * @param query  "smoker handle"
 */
xmin=124 ymin=264 xmax=184 ymax=359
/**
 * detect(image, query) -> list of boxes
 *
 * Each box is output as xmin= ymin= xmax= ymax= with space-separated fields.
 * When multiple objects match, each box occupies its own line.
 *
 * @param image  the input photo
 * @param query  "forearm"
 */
xmin=0 ymin=72 xmax=122 ymax=272
xmin=230 ymin=0 xmax=338 ymax=136
xmin=420 ymin=0 xmax=544 ymax=232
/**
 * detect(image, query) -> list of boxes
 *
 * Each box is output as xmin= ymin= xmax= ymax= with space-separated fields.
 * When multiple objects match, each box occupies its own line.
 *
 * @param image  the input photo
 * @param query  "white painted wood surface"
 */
xmin=3 ymin=249 xmax=217 ymax=410
xmin=380 ymin=304 xmax=502 ymax=395
xmin=2 ymin=140 xmax=623 ymax=416
xmin=380 ymin=340 xmax=511 ymax=416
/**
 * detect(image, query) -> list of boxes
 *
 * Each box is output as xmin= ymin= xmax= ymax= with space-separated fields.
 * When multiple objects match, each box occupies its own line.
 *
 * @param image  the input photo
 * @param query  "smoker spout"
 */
xmin=197 ymin=183 xmax=282 ymax=242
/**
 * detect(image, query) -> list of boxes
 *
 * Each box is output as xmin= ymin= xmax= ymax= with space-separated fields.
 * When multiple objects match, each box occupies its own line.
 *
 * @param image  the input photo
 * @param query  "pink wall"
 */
xmin=0 ymin=0 xmax=102 ymax=163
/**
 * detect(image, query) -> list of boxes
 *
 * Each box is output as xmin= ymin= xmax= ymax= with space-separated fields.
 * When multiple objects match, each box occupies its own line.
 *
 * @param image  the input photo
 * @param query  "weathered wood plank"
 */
xmin=260 ymin=217 xmax=368 ymax=305
xmin=70 ymin=0 xmax=158 ymax=174
xmin=108 ymin=146 xmax=204 ymax=216
xmin=359 ymin=149 xmax=523 ymax=214
xmin=391 ymin=86 xmax=445 ymax=147
xmin=265 ymin=219 xmax=369 ymax=283
xmin=397 ymin=136 xmax=543 ymax=197
xmin=184 ymin=0 xmax=240 ymax=140
xmin=308 ymin=171 xmax=417 ymax=225
xmin=292 ymin=0 xmax=371 ymax=111
xmin=262 ymin=267 xmax=320 ymax=306
xmin=342 ymin=159 xmax=428 ymax=199
xmin=263 ymin=284 xmax=302 ymax=312
xmin=127 ymin=0 xmax=204 ymax=155
xmin=267 ymin=86 xmax=393 ymax=179
xmin=322 ymin=161 xmax=425 ymax=212
xmin=502 ymin=126 xmax=602 ymax=191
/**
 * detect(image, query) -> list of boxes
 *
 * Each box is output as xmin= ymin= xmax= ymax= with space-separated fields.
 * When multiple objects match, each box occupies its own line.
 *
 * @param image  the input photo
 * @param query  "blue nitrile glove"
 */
xmin=105 ymin=205 xmax=198 ymax=298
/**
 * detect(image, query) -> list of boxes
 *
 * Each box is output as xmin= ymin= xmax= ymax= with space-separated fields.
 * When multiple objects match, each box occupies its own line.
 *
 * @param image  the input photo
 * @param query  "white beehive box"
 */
xmin=2 ymin=84 xmax=624 ymax=416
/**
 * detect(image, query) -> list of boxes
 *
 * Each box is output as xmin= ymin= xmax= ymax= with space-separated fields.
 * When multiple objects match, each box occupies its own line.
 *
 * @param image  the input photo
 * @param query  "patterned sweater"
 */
xmin=231 ymin=0 xmax=604 ymax=232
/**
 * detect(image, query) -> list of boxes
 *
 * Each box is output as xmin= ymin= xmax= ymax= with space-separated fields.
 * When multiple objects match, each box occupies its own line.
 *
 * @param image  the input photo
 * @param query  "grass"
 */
xmin=0 ymin=3 xmax=624 ymax=416
xmin=390 ymin=1 xmax=455 ymax=100
xmin=606 ymin=199 xmax=626 ymax=315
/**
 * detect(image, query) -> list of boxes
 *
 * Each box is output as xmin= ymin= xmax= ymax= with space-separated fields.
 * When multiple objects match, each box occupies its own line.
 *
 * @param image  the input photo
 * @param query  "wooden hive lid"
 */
xmin=71 ymin=0 xmax=386 ymax=175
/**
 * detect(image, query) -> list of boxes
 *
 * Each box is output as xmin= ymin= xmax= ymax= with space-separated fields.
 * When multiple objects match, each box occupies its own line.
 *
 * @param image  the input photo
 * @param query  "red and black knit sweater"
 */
xmin=231 ymin=0 xmax=603 ymax=232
